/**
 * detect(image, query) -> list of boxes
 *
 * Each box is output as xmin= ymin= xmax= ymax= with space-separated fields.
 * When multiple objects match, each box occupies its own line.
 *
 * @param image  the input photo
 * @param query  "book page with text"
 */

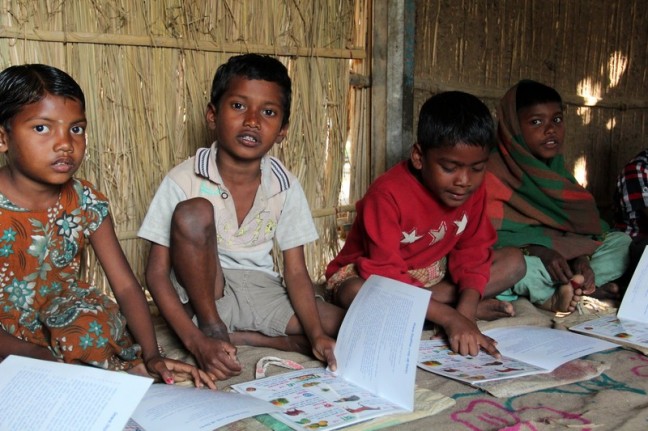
xmin=618 ymin=245 xmax=648 ymax=322
xmin=131 ymin=384 xmax=279 ymax=430
xmin=333 ymin=275 xmax=431 ymax=410
xmin=485 ymin=326 xmax=616 ymax=370
xmin=0 ymin=355 xmax=152 ymax=431
xmin=231 ymin=368 xmax=408 ymax=431
xmin=418 ymin=338 xmax=548 ymax=384
xmin=419 ymin=327 xmax=616 ymax=385
xmin=231 ymin=275 xmax=430 ymax=431
xmin=570 ymin=315 xmax=648 ymax=351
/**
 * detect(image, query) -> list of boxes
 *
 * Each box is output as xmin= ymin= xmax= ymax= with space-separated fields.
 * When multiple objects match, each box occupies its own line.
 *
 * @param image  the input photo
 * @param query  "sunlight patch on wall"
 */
xmin=573 ymin=155 xmax=588 ymax=188
xmin=608 ymin=51 xmax=628 ymax=87
xmin=576 ymin=106 xmax=593 ymax=125
xmin=577 ymin=78 xmax=601 ymax=106
xmin=339 ymin=138 xmax=351 ymax=205
xmin=606 ymin=116 xmax=617 ymax=130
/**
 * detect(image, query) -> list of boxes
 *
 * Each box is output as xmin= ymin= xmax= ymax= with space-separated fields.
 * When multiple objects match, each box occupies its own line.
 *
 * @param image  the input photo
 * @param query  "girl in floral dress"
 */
xmin=0 ymin=63 xmax=213 ymax=388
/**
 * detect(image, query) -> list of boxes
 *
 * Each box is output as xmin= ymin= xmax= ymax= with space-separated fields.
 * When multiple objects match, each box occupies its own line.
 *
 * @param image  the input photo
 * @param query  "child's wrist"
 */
xmin=142 ymin=349 xmax=165 ymax=363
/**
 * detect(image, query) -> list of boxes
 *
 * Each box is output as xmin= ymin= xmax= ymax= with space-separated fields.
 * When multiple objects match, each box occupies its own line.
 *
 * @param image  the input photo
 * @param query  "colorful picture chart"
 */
xmin=232 ymin=275 xmax=432 ymax=430
xmin=232 ymin=368 xmax=407 ymax=431
xmin=419 ymin=326 xmax=616 ymax=386
xmin=418 ymin=338 xmax=547 ymax=385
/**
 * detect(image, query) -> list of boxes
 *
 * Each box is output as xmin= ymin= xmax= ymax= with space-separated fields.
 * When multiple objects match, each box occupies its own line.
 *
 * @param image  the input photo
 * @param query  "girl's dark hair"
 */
xmin=0 ymin=64 xmax=85 ymax=131
xmin=417 ymin=91 xmax=495 ymax=152
xmin=209 ymin=53 xmax=292 ymax=127
xmin=515 ymin=79 xmax=563 ymax=112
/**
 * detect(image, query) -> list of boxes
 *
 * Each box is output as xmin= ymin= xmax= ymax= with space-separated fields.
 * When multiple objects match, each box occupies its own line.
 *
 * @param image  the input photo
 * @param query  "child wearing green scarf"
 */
xmin=485 ymin=80 xmax=631 ymax=312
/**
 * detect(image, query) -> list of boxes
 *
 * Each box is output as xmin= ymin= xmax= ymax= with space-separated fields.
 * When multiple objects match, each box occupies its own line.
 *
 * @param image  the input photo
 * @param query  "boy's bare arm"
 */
xmin=145 ymin=243 xmax=241 ymax=380
xmin=455 ymin=288 xmax=481 ymax=322
xmin=283 ymin=246 xmax=337 ymax=368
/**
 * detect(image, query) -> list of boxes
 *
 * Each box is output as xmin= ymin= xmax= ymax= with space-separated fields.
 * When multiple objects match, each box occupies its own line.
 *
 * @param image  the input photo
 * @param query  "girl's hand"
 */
xmin=528 ymin=245 xmax=572 ymax=284
xmin=572 ymin=256 xmax=595 ymax=294
xmin=145 ymin=356 xmax=217 ymax=390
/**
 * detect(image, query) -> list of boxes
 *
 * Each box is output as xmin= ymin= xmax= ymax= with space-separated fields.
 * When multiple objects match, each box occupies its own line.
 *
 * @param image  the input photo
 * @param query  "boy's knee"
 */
xmin=494 ymin=247 xmax=526 ymax=283
xmin=512 ymin=248 xmax=526 ymax=280
xmin=171 ymin=198 xmax=215 ymax=238
xmin=334 ymin=277 xmax=364 ymax=309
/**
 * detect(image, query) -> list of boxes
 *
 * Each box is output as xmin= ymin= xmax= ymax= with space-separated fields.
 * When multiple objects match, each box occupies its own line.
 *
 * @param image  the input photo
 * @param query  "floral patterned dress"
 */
xmin=0 ymin=178 xmax=142 ymax=370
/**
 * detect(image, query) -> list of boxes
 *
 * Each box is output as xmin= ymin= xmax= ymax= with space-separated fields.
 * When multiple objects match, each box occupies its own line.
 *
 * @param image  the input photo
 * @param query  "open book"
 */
xmin=418 ymin=326 xmax=616 ymax=386
xmin=570 ymin=246 xmax=648 ymax=354
xmin=0 ymin=355 xmax=278 ymax=431
xmin=231 ymin=275 xmax=431 ymax=431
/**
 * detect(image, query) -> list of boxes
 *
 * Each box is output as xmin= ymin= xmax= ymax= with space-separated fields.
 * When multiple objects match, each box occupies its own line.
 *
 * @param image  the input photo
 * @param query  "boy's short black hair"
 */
xmin=515 ymin=79 xmax=563 ymax=112
xmin=0 ymin=64 xmax=85 ymax=131
xmin=417 ymin=91 xmax=495 ymax=152
xmin=209 ymin=53 xmax=292 ymax=127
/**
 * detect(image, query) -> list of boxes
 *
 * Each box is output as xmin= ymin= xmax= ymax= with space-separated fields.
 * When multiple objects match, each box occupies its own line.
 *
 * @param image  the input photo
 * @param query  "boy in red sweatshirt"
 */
xmin=326 ymin=91 xmax=525 ymax=357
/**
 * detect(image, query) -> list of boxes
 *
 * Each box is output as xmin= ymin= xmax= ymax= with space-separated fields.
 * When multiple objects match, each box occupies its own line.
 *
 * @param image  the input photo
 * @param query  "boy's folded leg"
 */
xmin=230 ymin=331 xmax=312 ymax=356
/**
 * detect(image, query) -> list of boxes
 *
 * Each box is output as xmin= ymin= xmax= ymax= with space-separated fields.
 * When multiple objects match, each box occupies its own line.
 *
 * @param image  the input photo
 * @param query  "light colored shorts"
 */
xmin=215 ymin=268 xmax=295 ymax=337
xmin=326 ymin=257 xmax=447 ymax=296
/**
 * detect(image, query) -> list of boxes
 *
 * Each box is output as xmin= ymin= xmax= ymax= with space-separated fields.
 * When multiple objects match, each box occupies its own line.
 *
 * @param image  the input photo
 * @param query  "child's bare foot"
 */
xmin=476 ymin=298 xmax=515 ymax=321
xmin=540 ymin=274 xmax=585 ymax=313
xmin=540 ymin=284 xmax=577 ymax=313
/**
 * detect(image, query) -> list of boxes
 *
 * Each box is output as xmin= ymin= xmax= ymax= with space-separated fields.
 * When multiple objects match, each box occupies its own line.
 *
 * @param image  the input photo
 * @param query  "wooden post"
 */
xmin=371 ymin=0 xmax=416 ymax=180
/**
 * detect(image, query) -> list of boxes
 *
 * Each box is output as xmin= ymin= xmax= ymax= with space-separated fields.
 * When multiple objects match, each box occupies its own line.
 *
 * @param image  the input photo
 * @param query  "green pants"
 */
xmin=497 ymin=231 xmax=632 ymax=304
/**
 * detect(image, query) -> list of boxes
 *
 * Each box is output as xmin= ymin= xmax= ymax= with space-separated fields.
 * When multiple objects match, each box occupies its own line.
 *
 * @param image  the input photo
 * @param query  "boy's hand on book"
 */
xmin=445 ymin=314 xmax=501 ymax=359
xmin=191 ymin=321 xmax=242 ymax=380
xmin=192 ymin=336 xmax=242 ymax=380
xmin=531 ymin=246 xmax=572 ymax=284
xmin=476 ymin=334 xmax=501 ymax=359
xmin=312 ymin=335 xmax=337 ymax=371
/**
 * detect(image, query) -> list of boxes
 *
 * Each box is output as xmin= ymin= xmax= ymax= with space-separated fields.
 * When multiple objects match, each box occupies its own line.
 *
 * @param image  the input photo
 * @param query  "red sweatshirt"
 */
xmin=326 ymin=161 xmax=495 ymax=295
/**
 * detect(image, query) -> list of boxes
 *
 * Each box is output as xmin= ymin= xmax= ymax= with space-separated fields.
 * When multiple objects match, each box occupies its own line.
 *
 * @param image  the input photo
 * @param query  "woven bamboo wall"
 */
xmin=414 ymin=0 xmax=648 ymax=218
xmin=3 ymin=0 xmax=645 ymax=293
xmin=0 ymin=0 xmax=369 ymax=290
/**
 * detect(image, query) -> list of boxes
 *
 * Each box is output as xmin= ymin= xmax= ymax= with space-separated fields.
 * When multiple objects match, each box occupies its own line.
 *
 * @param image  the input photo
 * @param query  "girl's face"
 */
xmin=517 ymin=101 xmax=565 ymax=162
xmin=0 ymin=94 xmax=86 ymax=189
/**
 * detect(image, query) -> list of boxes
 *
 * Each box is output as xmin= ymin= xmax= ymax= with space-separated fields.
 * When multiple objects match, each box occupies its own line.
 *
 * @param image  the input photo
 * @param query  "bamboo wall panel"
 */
xmin=0 ymin=0 xmax=366 ymax=289
xmin=414 ymin=0 xmax=648 ymax=213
